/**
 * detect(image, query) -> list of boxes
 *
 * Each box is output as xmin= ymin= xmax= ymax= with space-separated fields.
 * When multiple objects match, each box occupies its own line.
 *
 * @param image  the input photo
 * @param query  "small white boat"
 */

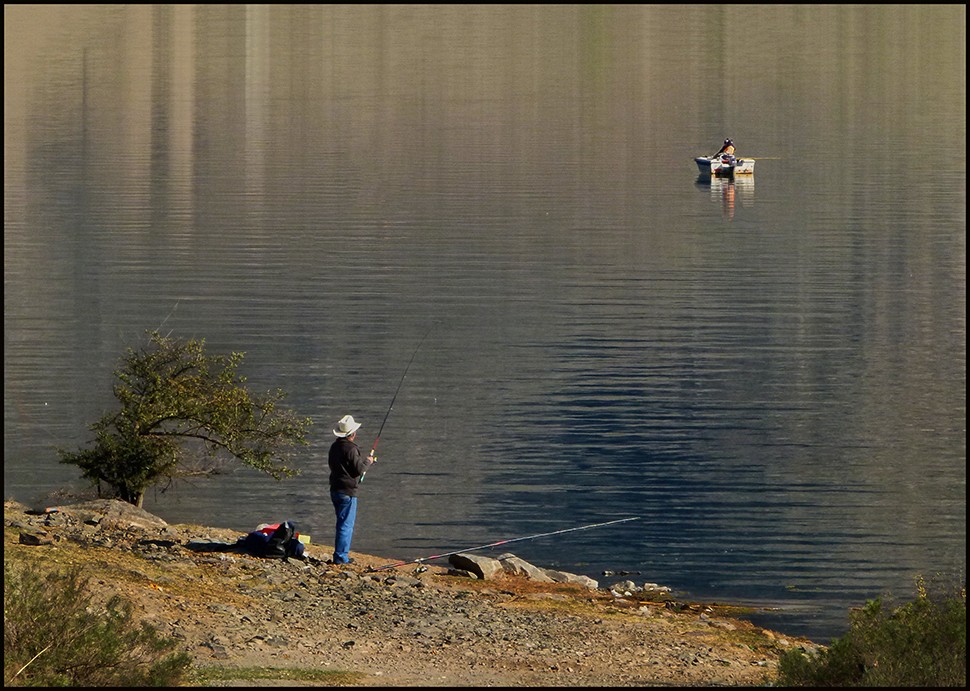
xmin=694 ymin=155 xmax=755 ymax=177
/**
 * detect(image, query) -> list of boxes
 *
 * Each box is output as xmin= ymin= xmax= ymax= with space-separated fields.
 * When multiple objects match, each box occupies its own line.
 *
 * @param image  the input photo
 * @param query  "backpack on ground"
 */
xmin=239 ymin=520 xmax=305 ymax=559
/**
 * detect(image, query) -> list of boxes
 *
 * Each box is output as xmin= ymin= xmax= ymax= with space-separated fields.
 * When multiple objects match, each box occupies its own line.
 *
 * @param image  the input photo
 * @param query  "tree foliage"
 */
xmin=60 ymin=330 xmax=311 ymax=507
xmin=777 ymin=574 xmax=966 ymax=687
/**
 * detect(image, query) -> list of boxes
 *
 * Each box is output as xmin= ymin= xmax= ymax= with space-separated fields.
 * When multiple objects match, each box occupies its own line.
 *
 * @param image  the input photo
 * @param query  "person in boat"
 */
xmin=715 ymin=138 xmax=736 ymax=164
xmin=327 ymin=414 xmax=376 ymax=565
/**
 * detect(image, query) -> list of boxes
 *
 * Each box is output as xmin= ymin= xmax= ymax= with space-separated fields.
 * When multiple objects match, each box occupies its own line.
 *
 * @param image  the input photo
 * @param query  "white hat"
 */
xmin=333 ymin=414 xmax=362 ymax=437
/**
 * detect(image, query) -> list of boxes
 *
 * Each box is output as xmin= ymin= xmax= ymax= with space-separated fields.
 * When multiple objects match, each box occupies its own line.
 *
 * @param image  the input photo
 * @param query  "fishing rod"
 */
xmin=372 ymin=516 xmax=641 ymax=571
xmin=360 ymin=325 xmax=434 ymax=482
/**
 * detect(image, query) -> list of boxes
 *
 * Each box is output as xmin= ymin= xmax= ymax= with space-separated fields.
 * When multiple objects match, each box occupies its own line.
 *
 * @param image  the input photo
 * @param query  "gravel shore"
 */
xmin=4 ymin=499 xmax=821 ymax=686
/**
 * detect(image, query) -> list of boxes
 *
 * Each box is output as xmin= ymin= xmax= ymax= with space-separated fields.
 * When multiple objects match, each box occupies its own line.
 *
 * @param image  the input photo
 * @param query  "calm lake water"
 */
xmin=4 ymin=5 xmax=965 ymax=643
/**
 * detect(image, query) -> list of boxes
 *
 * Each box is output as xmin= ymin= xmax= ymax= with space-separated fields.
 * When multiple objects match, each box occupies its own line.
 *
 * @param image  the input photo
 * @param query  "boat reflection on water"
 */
xmin=695 ymin=174 xmax=755 ymax=220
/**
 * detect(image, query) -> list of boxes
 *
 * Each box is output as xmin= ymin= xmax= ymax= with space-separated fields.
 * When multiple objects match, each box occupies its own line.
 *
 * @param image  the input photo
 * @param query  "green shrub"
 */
xmin=3 ymin=560 xmax=191 ymax=686
xmin=778 ymin=575 xmax=966 ymax=687
xmin=59 ymin=330 xmax=311 ymax=508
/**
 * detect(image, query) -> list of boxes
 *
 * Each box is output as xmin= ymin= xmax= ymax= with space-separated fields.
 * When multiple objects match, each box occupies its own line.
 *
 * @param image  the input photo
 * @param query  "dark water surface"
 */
xmin=5 ymin=5 xmax=965 ymax=643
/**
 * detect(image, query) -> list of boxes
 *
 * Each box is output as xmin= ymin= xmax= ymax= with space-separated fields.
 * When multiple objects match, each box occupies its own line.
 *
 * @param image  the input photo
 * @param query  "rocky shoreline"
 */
xmin=4 ymin=499 xmax=821 ymax=686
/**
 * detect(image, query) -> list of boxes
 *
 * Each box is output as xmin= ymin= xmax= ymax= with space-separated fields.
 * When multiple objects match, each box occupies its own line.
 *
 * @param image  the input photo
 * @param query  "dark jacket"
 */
xmin=328 ymin=437 xmax=372 ymax=497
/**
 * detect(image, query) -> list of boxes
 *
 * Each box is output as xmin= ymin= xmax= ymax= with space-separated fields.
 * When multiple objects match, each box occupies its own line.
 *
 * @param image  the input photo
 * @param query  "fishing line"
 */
xmin=360 ymin=324 xmax=434 ymax=482
xmin=157 ymin=298 xmax=180 ymax=337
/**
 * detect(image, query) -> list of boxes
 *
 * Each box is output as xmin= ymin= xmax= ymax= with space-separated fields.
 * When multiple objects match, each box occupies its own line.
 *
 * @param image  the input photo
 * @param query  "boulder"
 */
xmin=497 ymin=554 xmax=555 ymax=583
xmin=19 ymin=531 xmax=54 ymax=546
xmin=47 ymin=499 xmax=169 ymax=531
xmin=542 ymin=568 xmax=598 ymax=590
xmin=447 ymin=553 xmax=503 ymax=580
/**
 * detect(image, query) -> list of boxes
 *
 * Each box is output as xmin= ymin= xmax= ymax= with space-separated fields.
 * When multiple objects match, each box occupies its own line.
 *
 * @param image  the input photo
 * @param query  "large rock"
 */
xmin=19 ymin=530 xmax=54 ymax=545
xmin=447 ymin=553 xmax=504 ymax=580
xmin=495 ymin=553 xmax=597 ymax=588
xmin=542 ymin=568 xmax=598 ymax=590
xmin=47 ymin=499 xmax=169 ymax=531
xmin=497 ymin=554 xmax=555 ymax=583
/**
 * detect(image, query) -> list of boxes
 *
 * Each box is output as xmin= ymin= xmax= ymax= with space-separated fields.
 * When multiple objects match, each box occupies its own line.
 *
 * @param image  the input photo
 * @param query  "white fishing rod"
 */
xmin=372 ymin=516 xmax=641 ymax=571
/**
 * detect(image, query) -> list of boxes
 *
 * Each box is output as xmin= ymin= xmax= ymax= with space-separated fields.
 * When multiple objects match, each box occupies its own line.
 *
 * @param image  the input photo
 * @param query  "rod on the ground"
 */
xmin=372 ymin=516 xmax=641 ymax=571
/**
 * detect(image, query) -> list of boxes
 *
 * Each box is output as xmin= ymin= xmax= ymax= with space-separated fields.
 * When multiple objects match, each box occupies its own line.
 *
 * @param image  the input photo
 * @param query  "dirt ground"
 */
xmin=4 ymin=500 xmax=822 ymax=686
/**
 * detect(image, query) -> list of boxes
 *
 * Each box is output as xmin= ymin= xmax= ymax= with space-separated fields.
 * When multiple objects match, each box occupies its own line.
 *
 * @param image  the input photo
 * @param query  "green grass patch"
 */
xmin=189 ymin=665 xmax=367 ymax=685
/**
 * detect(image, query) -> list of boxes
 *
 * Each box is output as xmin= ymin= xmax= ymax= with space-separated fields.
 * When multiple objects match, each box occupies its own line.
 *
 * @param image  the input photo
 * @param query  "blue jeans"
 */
xmin=330 ymin=491 xmax=357 ymax=563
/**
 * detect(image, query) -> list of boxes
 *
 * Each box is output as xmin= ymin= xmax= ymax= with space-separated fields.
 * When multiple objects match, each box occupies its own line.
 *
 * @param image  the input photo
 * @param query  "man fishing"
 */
xmin=325 ymin=329 xmax=431 ymax=565
xmin=328 ymin=414 xmax=375 ymax=565
xmin=715 ymin=138 xmax=736 ymax=164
